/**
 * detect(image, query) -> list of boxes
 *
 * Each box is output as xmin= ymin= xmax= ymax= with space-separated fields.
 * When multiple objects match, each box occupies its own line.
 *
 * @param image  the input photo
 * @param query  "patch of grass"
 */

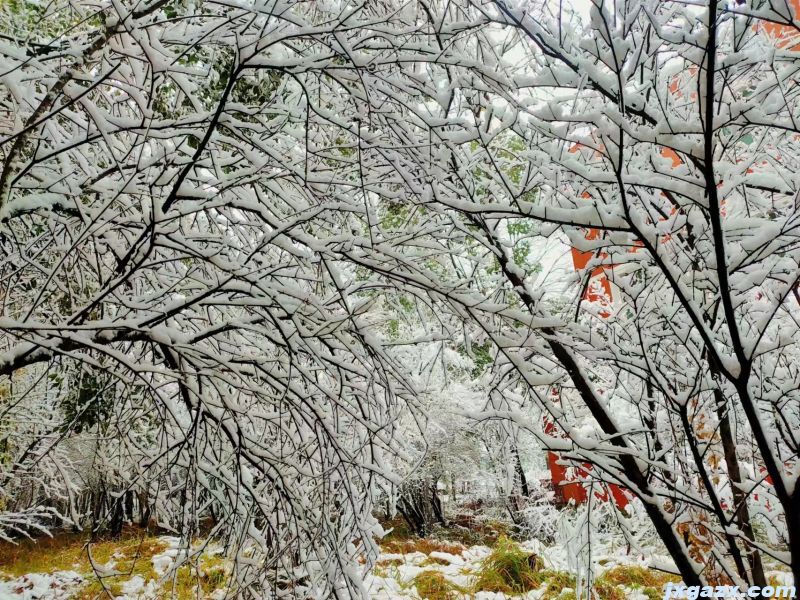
xmin=0 ymin=530 xmax=87 ymax=577
xmin=438 ymin=516 xmax=510 ymax=547
xmin=378 ymin=514 xmax=508 ymax=549
xmin=472 ymin=535 xmax=543 ymax=594
xmin=549 ymin=590 xmax=577 ymax=600
xmin=596 ymin=565 xmax=682 ymax=600
xmin=373 ymin=563 xmax=414 ymax=593
xmin=535 ymin=569 xmax=577 ymax=600
xmin=594 ymin=578 xmax=626 ymax=600
xmin=600 ymin=565 xmax=681 ymax=588
xmin=0 ymin=526 xmax=164 ymax=578
xmin=381 ymin=538 xmax=464 ymax=556
xmin=375 ymin=533 xmax=687 ymax=600
xmin=196 ymin=554 xmax=229 ymax=597
xmin=372 ymin=565 xmax=389 ymax=578
xmin=202 ymin=563 xmax=227 ymax=592
xmin=0 ymin=528 xmax=231 ymax=600
xmin=162 ymin=557 xmax=230 ymax=599
xmin=72 ymin=534 xmax=170 ymax=599
xmin=412 ymin=570 xmax=464 ymax=600
xmin=375 ymin=557 xmax=404 ymax=567
xmin=420 ymin=556 xmax=452 ymax=566
xmin=380 ymin=517 xmax=414 ymax=542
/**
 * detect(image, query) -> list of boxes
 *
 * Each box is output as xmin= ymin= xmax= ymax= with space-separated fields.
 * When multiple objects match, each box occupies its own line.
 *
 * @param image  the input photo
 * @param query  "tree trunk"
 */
xmin=429 ymin=483 xmax=446 ymax=527
xmin=396 ymin=495 xmax=426 ymax=537
xmin=513 ymin=445 xmax=530 ymax=497
xmin=715 ymin=389 xmax=766 ymax=587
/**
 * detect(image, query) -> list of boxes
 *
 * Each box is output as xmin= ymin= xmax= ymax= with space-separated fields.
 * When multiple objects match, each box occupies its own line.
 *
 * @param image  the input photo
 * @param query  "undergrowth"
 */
xmin=420 ymin=556 xmax=453 ymax=566
xmin=381 ymin=537 xmax=465 ymax=556
xmin=595 ymin=565 xmax=681 ymax=600
xmin=0 ymin=526 xmax=164 ymax=578
xmin=0 ymin=526 xmax=230 ymax=599
xmin=2 ymin=525 xmax=692 ymax=600
xmin=412 ymin=570 xmax=465 ymax=600
xmin=536 ymin=569 xmax=577 ymax=599
xmin=471 ymin=535 xmax=543 ymax=594
xmin=383 ymin=535 xmax=686 ymax=600
xmin=380 ymin=515 xmax=508 ymax=549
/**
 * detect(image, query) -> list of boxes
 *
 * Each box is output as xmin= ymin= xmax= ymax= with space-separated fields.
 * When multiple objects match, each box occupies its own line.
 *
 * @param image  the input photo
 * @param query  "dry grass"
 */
xmin=0 ymin=526 xmax=165 ymax=578
xmin=0 ymin=526 xmax=685 ymax=600
xmin=420 ymin=556 xmax=453 ymax=566
xmin=377 ymin=535 xmax=674 ymax=600
xmin=0 ymin=531 xmax=88 ymax=577
xmin=441 ymin=515 xmax=510 ymax=546
xmin=381 ymin=538 xmax=465 ymax=556
xmin=378 ymin=514 xmax=508 ymax=549
xmin=375 ymin=557 xmax=405 ymax=567
xmin=412 ymin=570 xmax=465 ymax=600
xmin=160 ymin=556 xmax=230 ymax=600
xmin=532 ymin=570 xmax=577 ymax=600
xmin=595 ymin=565 xmax=682 ymax=600
xmin=0 ymin=527 xmax=231 ymax=599
xmin=593 ymin=578 xmax=626 ymax=600
xmin=471 ymin=536 xmax=543 ymax=594
xmin=599 ymin=565 xmax=680 ymax=588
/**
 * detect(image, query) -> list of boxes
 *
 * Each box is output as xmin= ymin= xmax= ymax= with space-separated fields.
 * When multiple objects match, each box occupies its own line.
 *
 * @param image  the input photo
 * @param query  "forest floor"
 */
xmin=0 ymin=521 xmax=793 ymax=599
xmin=0 ymin=526 xmax=224 ymax=599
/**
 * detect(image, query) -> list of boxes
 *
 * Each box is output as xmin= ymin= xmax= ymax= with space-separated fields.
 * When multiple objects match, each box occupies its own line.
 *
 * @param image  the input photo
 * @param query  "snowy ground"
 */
xmin=365 ymin=540 xmax=795 ymax=600
xmin=0 ymin=571 xmax=84 ymax=600
xmin=0 ymin=535 xmax=611 ymax=599
xmin=366 ymin=538 xmax=648 ymax=600
xmin=367 ymin=545 xmax=530 ymax=599
xmin=0 ymin=534 xmax=793 ymax=599
xmin=0 ymin=542 xmax=569 ymax=599
xmin=0 ymin=536 xmax=188 ymax=600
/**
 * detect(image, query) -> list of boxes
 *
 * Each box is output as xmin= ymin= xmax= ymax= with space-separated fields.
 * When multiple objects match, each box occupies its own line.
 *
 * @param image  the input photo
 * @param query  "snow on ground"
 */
xmin=365 ymin=544 xmax=534 ymax=599
xmin=0 ymin=571 xmax=83 ymax=599
xmin=110 ymin=536 xmax=183 ymax=600
xmin=0 ymin=539 xmax=650 ymax=599
xmin=0 ymin=536 xmax=186 ymax=600
xmin=2 ymin=534 xmax=792 ymax=599
xmin=365 ymin=535 xmax=682 ymax=600
xmin=149 ymin=536 xmax=184 ymax=577
xmin=0 ymin=536 xmax=624 ymax=599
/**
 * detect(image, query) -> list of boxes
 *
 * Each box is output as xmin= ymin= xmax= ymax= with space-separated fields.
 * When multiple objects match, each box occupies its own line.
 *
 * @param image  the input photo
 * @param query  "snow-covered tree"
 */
xmin=0 ymin=0 xmax=446 ymax=595
xmin=330 ymin=0 xmax=800 ymax=590
xmin=3 ymin=0 xmax=800 ymax=594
